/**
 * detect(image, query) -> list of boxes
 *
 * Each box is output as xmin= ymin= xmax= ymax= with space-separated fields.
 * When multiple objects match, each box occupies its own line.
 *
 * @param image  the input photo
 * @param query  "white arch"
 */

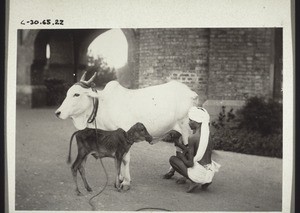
xmin=88 ymin=29 xmax=128 ymax=69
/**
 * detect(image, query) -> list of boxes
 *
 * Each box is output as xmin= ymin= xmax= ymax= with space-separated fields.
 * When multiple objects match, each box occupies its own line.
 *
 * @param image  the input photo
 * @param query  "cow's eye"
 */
xmin=73 ymin=93 xmax=80 ymax=97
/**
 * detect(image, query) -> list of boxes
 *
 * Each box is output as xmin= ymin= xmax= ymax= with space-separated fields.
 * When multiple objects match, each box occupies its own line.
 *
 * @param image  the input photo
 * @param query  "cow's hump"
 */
xmin=104 ymin=81 xmax=121 ymax=91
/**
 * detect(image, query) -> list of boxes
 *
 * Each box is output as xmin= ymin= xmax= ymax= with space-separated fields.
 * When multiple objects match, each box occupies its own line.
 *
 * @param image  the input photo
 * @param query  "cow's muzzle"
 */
xmin=146 ymin=136 xmax=153 ymax=144
xmin=55 ymin=110 xmax=61 ymax=118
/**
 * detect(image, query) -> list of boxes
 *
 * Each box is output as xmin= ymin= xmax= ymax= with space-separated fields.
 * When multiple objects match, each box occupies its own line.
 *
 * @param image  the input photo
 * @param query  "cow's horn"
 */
xmin=86 ymin=72 xmax=97 ymax=84
xmin=80 ymin=71 xmax=87 ymax=81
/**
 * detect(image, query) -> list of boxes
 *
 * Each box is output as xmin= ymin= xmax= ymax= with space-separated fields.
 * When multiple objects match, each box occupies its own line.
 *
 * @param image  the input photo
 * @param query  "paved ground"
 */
xmin=14 ymin=107 xmax=282 ymax=211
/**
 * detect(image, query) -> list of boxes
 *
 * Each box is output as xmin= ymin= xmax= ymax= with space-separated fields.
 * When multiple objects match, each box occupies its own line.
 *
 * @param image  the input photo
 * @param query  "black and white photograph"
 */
xmin=6 ymin=1 xmax=294 ymax=213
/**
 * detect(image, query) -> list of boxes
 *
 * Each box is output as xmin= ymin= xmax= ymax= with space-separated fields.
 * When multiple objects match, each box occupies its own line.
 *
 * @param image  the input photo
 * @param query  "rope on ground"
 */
xmin=88 ymin=158 xmax=109 ymax=211
xmin=135 ymin=207 xmax=171 ymax=211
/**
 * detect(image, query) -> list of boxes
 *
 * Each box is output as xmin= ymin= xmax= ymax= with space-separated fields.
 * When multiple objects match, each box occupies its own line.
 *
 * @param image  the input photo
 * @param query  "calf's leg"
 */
xmin=114 ymin=158 xmax=122 ymax=191
xmin=71 ymin=148 xmax=87 ymax=196
xmin=120 ymin=151 xmax=131 ymax=191
xmin=78 ymin=155 xmax=92 ymax=192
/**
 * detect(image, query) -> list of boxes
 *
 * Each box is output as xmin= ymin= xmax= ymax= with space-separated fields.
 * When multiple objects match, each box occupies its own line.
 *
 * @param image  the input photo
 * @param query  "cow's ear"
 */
xmin=87 ymin=90 xmax=98 ymax=98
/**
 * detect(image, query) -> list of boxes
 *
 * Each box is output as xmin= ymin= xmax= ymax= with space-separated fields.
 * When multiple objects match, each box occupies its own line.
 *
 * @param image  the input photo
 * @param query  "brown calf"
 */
xmin=67 ymin=122 xmax=153 ymax=195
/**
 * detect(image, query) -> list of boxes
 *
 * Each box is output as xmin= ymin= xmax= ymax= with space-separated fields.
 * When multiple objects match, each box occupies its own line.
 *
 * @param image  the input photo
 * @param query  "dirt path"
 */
xmin=14 ymin=107 xmax=282 ymax=211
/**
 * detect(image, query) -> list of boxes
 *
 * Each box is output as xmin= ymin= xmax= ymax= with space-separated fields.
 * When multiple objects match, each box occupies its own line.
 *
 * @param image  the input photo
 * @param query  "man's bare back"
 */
xmin=188 ymin=127 xmax=212 ymax=166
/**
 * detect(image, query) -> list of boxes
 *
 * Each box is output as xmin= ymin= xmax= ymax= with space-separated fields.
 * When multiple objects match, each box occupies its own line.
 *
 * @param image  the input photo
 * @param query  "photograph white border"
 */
xmin=6 ymin=0 xmax=294 ymax=212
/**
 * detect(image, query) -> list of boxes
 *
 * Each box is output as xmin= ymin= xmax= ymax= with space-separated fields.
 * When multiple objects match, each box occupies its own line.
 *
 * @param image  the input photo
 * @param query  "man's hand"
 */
xmin=174 ymin=138 xmax=181 ymax=147
xmin=182 ymin=149 xmax=188 ymax=157
xmin=174 ymin=138 xmax=188 ymax=152
xmin=177 ymin=152 xmax=186 ymax=160
xmin=177 ymin=151 xmax=194 ymax=168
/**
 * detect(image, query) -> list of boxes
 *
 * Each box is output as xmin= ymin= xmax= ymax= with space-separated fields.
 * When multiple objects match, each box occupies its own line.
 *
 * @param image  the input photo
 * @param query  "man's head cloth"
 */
xmin=188 ymin=106 xmax=210 ymax=123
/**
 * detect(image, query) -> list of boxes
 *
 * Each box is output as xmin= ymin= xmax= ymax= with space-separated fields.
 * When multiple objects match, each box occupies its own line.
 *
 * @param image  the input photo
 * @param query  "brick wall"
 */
xmin=208 ymin=28 xmax=273 ymax=100
xmin=138 ymin=28 xmax=210 ymax=104
xmin=137 ymin=28 xmax=275 ymax=104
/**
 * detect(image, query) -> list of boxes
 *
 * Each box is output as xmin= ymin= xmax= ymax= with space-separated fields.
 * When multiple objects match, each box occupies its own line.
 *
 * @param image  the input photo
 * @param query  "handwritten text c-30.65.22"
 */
xmin=20 ymin=19 xmax=64 ymax=26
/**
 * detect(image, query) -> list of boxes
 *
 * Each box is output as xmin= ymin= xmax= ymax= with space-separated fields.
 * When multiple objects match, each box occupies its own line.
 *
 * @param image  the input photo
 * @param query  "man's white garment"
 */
xmin=187 ymin=107 xmax=221 ymax=184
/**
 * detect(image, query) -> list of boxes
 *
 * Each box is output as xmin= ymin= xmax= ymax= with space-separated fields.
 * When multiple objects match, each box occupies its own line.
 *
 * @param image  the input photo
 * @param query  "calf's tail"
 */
xmin=67 ymin=130 xmax=80 ymax=164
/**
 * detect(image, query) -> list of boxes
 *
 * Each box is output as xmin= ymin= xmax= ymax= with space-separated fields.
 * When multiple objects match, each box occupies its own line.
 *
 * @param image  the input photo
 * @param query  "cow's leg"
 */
xmin=78 ymin=155 xmax=92 ymax=192
xmin=114 ymin=158 xmax=122 ymax=191
xmin=71 ymin=150 xmax=86 ymax=196
xmin=120 ymin=151 xmax=131 ymax=191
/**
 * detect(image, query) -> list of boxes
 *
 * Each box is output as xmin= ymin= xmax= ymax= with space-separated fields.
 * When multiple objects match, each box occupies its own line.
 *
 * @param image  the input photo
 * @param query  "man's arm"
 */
xmin=174 ymin=137 xmax=188 ymax=151
xmin=177 ymin=139 xmax=195 ymax=168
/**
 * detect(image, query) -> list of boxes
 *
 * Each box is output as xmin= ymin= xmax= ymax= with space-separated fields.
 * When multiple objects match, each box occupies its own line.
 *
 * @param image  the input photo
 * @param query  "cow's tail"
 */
xmin=67 ymin=130 xmax=80 ymax=164
xmin=191 ymin=91 xmax=199 ymax=107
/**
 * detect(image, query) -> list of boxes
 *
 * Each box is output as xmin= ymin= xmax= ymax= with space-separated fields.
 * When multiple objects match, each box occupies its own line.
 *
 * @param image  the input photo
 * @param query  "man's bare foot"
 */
xmin=163 ymin=171 xmax=175 ymax=179
xmin=187 ymin=182 xmax=200 ymax=193
xmin=201 ymin=182 xmax=212 ymax=190
xmin=176 ymin=177 xmax=187 ymax=184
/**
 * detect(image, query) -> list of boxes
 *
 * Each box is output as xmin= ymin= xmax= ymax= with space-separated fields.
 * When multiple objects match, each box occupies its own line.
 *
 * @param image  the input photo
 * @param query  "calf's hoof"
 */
xmin=114 ymin=182 xmax=121 ymax=189
xmin=115 ymin=180 xmax=123 ymax=191
xmin=87 ymin=187 xmax=93 ymax=192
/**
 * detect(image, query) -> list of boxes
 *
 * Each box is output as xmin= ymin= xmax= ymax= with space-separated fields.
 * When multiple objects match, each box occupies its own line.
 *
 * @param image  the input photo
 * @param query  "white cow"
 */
xmin=55 ymin=72 xmax=199 ymax=190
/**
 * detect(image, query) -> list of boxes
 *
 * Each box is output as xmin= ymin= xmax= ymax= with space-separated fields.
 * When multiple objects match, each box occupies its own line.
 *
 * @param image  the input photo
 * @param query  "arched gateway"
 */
xmin=17 ymin=29 xmax=139 ymax=107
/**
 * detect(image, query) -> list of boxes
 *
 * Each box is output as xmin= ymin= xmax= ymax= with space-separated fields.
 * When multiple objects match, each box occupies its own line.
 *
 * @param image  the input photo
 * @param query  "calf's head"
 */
xmin=128 ymin=122 xmax=153 ymax=144
xmin=55 ymin=72 xmax=98 ymax=130
xmin=161 ymin=130 xmax=182 ymax=142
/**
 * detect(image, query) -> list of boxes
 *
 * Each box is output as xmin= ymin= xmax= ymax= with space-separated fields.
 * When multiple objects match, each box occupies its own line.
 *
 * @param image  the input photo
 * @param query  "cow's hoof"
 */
xmin=118 ymin=175 xmax=124 ymax=182
xmin=87 ymin=187 xmax=93 ymax=192
xmin=163 ymin=172 xmax=174 ymax=179
xmin=122 ymin=185 xmax=130 ymax=191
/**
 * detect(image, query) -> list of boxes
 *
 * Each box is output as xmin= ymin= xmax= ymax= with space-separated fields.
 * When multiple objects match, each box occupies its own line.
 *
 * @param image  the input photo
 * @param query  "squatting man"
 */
xmin=168 ymin=106 xmax=221 ymax=193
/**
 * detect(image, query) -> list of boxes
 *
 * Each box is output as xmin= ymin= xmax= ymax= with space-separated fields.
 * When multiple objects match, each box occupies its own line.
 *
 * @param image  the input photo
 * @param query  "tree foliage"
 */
xmin=210 ymin=97 xmax=283 ymax=158
xmin=86 ymin=54 xmax=117 ymax=88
